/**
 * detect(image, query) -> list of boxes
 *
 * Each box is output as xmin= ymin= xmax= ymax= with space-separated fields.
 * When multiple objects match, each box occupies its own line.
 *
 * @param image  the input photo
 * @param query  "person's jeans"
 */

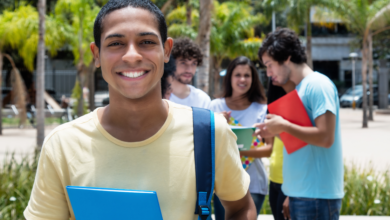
xmin=213 ymin=193 xmax=265 ymax=220
xmin=269 ymin=181 xmax=287 ymax=220
xmin=289 ymin=197 xmax=342 ymax=220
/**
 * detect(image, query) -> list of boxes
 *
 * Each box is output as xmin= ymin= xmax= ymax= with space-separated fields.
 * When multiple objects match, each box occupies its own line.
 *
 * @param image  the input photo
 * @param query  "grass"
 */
xmin=0 ymin=154 xmax=38 ymax=220
xmin=2 ymin=117 xmax=63 ymax=128
xmin=0 ymin=154 xmax=389 ymax=219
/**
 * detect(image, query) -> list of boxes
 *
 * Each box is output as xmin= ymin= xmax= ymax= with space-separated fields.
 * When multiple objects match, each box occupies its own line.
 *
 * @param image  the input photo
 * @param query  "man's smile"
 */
xmin=116 ymin=69 xmax=151 ymax=80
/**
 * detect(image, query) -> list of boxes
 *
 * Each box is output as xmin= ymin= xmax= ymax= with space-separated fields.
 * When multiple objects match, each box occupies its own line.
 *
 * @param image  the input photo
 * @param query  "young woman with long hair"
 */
xmin=209 ymin=56 xmax=272 ymax=219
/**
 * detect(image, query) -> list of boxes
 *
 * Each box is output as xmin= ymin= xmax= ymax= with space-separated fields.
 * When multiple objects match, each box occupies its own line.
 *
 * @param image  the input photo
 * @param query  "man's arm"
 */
xmin=256 ymin=111 xmax=336 ymax=148
xmin=239 ymin=137 xmax=273 ymax=158
xmin=220 ymin=190 xmax=257 ymax=220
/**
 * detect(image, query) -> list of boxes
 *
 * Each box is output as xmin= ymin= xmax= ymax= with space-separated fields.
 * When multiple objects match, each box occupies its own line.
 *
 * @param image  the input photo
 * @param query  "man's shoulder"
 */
xmin=189 ymin=85 xmax=211 ymax=101
xmin=43 ymin=112 xmax=95 ymax=149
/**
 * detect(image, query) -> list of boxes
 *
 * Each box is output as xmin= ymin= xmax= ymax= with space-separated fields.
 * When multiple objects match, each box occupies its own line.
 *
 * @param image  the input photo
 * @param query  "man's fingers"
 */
xmin=266 ymin=114 xmax=275 ymax=119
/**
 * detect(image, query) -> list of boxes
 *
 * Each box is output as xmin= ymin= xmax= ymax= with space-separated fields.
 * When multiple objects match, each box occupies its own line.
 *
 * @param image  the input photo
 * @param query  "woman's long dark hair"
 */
xmin=267 ymin=79 xmax=287 ymax=104
xmin=221 ymin=56 xmax=267 ymax=103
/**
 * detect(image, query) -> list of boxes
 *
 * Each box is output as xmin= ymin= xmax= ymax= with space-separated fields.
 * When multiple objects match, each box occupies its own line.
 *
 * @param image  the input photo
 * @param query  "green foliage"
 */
xmin=341 ymin=164 xmax=390 ymax=215
xmin=55 ymin=0 xmax=100 ymax=66
xmin=0 ymin=5 xmax=70 ymax=71
xmin=1 ymin=154 xmax=390 ymax=218
xmin=0 ymin=154 xmax=38 ymax=220
xmin=71 ymin=80 xmax=88 ymax=115
xmin=167 ymin=1 xmax=265 ymax=61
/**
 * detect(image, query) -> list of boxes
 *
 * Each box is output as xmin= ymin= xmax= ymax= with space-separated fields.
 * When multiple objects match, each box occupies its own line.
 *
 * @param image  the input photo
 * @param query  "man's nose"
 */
xmin=266 ymin=69 xmax=272 ymax=77
xmin=122 ymin=44 xmax=142 ymax=63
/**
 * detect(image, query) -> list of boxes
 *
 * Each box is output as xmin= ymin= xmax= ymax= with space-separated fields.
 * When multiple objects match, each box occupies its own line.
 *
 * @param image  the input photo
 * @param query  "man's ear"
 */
xmin=284 ymin=56 xmax=291 ymax=65
xmin=90 ymin=42 xmax=101 ymax=68
xmin=163 ymin=37 xmax=174 ymax=63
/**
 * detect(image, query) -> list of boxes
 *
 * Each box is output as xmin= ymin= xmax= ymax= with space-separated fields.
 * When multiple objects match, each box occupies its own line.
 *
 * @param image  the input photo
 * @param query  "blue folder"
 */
xmin=66 ymin=186 xmax=163 ymax=220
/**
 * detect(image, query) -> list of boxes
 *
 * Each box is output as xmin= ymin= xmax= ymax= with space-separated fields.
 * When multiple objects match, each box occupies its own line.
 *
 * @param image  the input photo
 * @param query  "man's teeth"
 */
xmin=121 ymin=71 xmax=146 ymax=78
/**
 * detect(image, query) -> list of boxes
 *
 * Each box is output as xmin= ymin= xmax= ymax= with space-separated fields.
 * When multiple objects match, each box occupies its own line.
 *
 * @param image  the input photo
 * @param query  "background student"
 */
xmin=209 ymin=56 xmax=271 ymax=219
xmin=257 ymin=28 xmax=344 ymax=220
xmin=169 ymin=38 xmax=211 ymax=108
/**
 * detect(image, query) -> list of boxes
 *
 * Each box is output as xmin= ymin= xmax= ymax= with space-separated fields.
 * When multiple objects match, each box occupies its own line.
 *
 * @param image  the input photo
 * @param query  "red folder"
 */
xmin=267 ymin=90 xmax=313 ymax=154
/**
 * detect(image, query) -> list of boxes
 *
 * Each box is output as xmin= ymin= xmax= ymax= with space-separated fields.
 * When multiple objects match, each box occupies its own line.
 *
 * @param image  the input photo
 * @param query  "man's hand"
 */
xmin=282 ymin=197 xmax=290 ymax=220
xmin=253 ymin=114 xmax=288 ymax=140
xmin=220 ymin=190 xmax=257 ymax=220
xmin=264 ymin=114 xmax=289 ymax=134
xmin=221 ymin=111 xmax=232 ymax=123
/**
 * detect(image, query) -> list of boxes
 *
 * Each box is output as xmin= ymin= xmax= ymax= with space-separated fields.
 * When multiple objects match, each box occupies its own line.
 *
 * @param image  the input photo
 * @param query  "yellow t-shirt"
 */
xmin=269 ymin=137 xmax=284 ymax=184
xmin=24 ymin=101 xmax=249 ymax=220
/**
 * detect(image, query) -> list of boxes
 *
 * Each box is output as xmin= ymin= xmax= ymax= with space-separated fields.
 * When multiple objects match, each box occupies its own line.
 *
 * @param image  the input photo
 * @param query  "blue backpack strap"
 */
xmin=192 ymin=107 xmax=215 ymax=220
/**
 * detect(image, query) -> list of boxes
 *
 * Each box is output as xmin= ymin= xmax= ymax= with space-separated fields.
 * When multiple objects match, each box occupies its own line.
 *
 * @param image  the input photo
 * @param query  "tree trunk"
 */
xmin=88 ymin=62 xmax=96 ymax=112
xmin=196 ymin=0 xmax=213 ymax=93
xmin=368 ymin=34 xmax=374 ymax=120
xmin=36 ymin=0 xmax=46 ymax=149
xmin=378 ymin=59 xmax=389 ymax=109
xmin=0 ymin=51 xmax=3 ymax=135
xmin=361 ymin=40 xmax=368 ymax=128
xmin=76 ymin=65 xmax=86 ymax=117
xmin=305 ymin=6 xmax=313 ymax=69
xmin=186 ymin=0 xmax=192 ymax=26
xmin=160 ymin=0 xmax=175 ymax=14
xmin=213 ymin=58 xmax=222 ymax=98
xmin=208 ymin=56 xmax=214 ymax=97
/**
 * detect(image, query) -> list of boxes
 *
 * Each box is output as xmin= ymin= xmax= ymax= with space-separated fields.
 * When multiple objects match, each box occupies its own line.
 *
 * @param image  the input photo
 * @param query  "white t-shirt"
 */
xmin=170 ymin=85 xmax=211 ymax=109
xmin=209 ymin=98 xmax=268 ymax=195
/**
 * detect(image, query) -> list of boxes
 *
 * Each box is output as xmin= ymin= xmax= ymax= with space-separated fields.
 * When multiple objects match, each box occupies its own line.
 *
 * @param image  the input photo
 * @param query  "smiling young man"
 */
xmin=256 ymin=28 xmax=344 ymax=220
xmin=169 ymin=38 xmax=211 ymax=109
xmin=23 ymin=1 xmax=256 ymax=220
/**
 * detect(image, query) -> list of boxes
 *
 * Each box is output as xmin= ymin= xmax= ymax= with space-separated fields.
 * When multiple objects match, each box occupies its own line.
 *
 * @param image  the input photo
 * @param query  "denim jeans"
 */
xmin=213 ymin=193 xmax=265 ymax=220
xmin=269 ymin=181 xmax=287 ymax=220
xmin=289 ymin=197 xmax=342 ymax=220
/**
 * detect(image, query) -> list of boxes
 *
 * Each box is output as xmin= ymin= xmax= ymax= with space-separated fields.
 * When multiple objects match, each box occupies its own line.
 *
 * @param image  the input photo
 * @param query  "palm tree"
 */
xmin=55 ymin=0 xmax=100 ymax=115
xmin=36 ymin=0 xmax=46 ymax=148
xmin=196 ymin=0 xmax=213 ymax=93
xmin=262 ymin=0 xmax=334 ymax=68
xmin=167 ymin=1 xmax=265 ymax=96
xmin=320 ymin=0 xmax=390 ymax=127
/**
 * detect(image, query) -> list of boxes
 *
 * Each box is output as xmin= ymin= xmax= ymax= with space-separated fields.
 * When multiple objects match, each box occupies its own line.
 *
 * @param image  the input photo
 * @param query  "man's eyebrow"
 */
xmin=104 ymin=33 xmax=125 ymax=41
xmin=264 ymin=61 xmax=270 ymax=65
xmin=138 ymin=32 xmax=159 ymax=37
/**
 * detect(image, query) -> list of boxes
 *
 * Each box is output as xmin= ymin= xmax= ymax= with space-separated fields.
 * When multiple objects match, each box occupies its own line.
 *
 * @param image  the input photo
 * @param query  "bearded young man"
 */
xmin=256 ymin=28 xmax=344 ymax=220
xmin=23 ymin=1 xmax=256 ymax=219
xmin=169 ymin=38 xmax=211 ymax=109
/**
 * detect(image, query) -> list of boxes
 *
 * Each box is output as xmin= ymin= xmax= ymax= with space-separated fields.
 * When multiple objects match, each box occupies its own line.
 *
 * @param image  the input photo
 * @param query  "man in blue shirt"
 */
xmin=256 ymin=28 xmax=344 ymax=220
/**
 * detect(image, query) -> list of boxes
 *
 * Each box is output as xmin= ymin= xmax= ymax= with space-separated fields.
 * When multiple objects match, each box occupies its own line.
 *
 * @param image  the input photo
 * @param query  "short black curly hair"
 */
xmin=258 ymin=28 xmax=307 ymax=65
xmin=171 ymin=38 xmax=203 ymax=66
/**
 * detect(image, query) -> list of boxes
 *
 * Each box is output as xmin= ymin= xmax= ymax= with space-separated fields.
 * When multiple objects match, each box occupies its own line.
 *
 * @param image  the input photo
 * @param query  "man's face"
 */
xmin=174 ymin=57 xmax=198 ymax=84
xmin=91 ymin=7 xmax=172 ymax=100
xmin=262 ymin=53 xmax=290 ymax=85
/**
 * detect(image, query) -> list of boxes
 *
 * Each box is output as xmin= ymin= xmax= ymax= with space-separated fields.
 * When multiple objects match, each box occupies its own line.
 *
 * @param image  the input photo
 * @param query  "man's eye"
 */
xmin=142 ymin=40 xmax=155 ymax=45
xmin=108 ymin=42 xmax=121 ymax=47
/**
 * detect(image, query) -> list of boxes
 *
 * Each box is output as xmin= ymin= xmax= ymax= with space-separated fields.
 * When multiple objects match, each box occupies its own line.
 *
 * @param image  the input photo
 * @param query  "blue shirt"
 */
xmin=282 ymin=72 xmax=344 ymax=199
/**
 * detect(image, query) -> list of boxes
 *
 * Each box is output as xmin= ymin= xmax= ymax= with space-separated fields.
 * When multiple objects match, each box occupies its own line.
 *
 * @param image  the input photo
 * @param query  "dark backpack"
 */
xmin=192 ymin=107 xmax=215 ymax=220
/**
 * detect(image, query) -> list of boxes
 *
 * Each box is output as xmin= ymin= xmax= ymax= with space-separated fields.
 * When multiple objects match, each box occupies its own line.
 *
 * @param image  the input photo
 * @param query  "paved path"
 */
xmin=1 ymin=108 xmax=390 ymax=171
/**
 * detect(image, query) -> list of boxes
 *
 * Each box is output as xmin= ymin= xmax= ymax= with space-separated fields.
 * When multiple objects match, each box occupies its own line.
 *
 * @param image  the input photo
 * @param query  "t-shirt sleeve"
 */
xmin=213 ymin=113 xmax=250 ymax=201
xmin=24 ymin=140 xmax=70 ymax=220
xmin=309 ymin=79 xmax=338 ymax=120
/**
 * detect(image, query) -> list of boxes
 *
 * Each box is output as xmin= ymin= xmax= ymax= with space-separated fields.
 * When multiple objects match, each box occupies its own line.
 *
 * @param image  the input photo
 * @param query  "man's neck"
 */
xmin=171 ymin=79 xmax=191 ymax=99
xmin=97 ymin=86 xmax=168 ymax=142
xmin=289 ymin=63 xmax=314 ymax=85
